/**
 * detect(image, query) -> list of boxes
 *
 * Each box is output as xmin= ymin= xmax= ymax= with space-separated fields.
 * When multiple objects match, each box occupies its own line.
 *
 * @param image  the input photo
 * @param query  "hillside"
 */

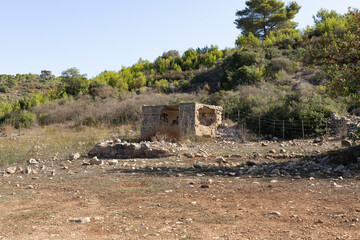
xmin=0 ymin=7 xmax=359 ymax=140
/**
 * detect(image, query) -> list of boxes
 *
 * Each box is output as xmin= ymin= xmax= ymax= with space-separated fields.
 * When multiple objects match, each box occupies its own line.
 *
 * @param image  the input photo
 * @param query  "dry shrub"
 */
xmin=32 ymin=92 xmax=200 ymax=126
xmin=141 ymin=125 xmax=183 ymax=142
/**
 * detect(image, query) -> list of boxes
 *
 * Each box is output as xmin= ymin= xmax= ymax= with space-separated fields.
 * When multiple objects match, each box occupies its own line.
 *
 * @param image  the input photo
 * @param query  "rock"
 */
xmin=332 ymin=182 xmax=342 ymax=188
xmin=6 ymin=166 xmax=17 ymax=174
xmin=269 ymin=149 xmax=276 ymax=154
xmin=89 ymin=157 xmax=98 ymax=165
xmin=269 ymin=211 xmax=281 ymax=216
xmin=69 ymin=217 xmax=91 ymax=223
xmin=108 ymin=160 xmax=118 ymax=165
xmin=230 ymin=154 xmax=241 ymax=158
xmin=313 ymin=137 xmax=323 ymax=143
xmin=24 ymin=167 xmax=32 ymax=174
xmin=216 ymin=156 xmax=227 ymax=164
xmin=280 ymin=149 xmax=287 ymax=154
xmin=270 ymin=169 xmax=280 ymax=175
xmin=334 ymin=165 xmax=345 ymax=172
xmin=184 ymin=153 xmax=195 ymax=158
xmin=253 ymin=152 xmax=261 ymax=159
xmin=70 ymin=153 xmax=81 ymax=160
xmin=200 ymin=184 xmax=210 ymax=188
xmin=262 ymin=142 xmax=268 ymax=147
xmin=341 ymin=140 xmax=352 ymax=148
xmin=246 ymin=160 xmax=259 ymax=166
xmin=206 ymin=179 xmax=214 ymax=184
xmin=28 ymin=185 xmax=34 ymax=189
xmin=28 ymin=159 xmax=39 ymax=164
xmin=193 ymin=162 xmax=210 ymax=169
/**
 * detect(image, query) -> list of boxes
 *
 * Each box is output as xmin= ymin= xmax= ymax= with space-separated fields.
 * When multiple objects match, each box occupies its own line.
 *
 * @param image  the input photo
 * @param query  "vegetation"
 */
xmin=234 ymin=0 xmax=301 ymax=39
xmin=0 ymin=3 xmax=359 ymax=139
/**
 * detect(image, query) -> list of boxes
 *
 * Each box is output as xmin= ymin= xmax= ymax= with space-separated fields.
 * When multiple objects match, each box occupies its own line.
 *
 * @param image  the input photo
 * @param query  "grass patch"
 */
xmin=0 ymin=125 xmax=135 ymax=166
xmin=8 ymin=210 xmax=54 ymax=221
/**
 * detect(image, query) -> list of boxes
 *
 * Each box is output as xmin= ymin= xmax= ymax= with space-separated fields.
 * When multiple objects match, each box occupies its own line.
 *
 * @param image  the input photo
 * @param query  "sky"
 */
xmin=0 ymin=0 xmax=359 ymax=78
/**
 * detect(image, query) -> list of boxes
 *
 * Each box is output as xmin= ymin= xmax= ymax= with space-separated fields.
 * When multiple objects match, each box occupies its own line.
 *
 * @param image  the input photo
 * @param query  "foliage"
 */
xmin=234 ymin=0 xmax=301 ymax=39
xmin=11 ymin=110 xmax=37 ymax=128
xmin=235 ymin=33 xmax=261 ymax=48
xmin=60 ymin=68 xmax=89 ymax=96
xmin=306 ymin=9 xmax=360 ymax=98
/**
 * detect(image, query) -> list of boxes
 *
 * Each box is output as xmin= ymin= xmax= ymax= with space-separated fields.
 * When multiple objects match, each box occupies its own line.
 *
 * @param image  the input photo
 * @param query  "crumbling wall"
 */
xmin=194 ymin=104 xmax=222 ymax=137
xmin=141 ymin=102 xmax=222 ymax=138
xmin=178 ymin=103 xmax=196 ymax=136
xmin=141 ymin=105 xmax=163 ymax=137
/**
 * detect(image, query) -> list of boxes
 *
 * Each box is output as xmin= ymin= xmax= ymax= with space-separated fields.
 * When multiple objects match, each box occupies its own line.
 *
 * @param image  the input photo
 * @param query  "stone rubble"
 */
xmin=88 ymin=139 xmax=185 ymax=159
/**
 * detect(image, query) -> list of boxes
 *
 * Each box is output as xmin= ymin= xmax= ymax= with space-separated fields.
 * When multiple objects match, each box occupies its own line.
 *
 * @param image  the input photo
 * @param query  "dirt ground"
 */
xmin=1 ymin=139 xmax=360 ymax=240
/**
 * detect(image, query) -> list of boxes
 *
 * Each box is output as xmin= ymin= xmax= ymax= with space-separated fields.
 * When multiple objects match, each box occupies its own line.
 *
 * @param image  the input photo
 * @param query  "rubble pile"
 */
xmin=330 ymin=114 xmax=360 ymax=136
xmin=88 ymin=139 xmax=186 ymax=159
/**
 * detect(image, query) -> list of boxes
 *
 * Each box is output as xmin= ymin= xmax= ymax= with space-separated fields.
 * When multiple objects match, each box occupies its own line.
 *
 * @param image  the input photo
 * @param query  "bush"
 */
xmin=266 ymin=57 xmax=294 ymax=77
xmin=11 ymin=110 xmax=37 ymax=128
xmin=0 ymin=85 xmax=10 ymax=93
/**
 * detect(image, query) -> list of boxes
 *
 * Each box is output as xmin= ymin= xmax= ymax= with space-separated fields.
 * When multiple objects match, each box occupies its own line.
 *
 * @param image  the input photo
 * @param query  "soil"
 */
xmin=1 ymin=139 xmax=360 ymax=240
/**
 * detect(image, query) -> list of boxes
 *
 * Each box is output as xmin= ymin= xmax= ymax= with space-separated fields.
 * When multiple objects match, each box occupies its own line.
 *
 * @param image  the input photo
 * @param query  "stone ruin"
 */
xmin=87 ymin=139 xmax=186 ymax=159
xmin=141 ymin=102 xmax=223 ymax=138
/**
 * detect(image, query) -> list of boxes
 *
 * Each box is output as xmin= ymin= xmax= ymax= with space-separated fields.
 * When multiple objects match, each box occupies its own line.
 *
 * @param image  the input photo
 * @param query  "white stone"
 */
xmin=28 ymin=159 xmax=39 ymax=164
xmin=70 ymin=153 xmax=81 ymax=160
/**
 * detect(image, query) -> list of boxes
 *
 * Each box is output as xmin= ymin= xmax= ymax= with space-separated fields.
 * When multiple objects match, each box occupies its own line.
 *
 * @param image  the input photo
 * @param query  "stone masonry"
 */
xmin=141 ymin=102 xmax=222 ymax=138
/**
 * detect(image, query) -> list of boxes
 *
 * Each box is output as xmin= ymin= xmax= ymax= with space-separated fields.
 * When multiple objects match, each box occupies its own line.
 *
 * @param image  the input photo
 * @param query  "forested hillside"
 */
xmin=1 ymin=1 xmax=359 ymax=138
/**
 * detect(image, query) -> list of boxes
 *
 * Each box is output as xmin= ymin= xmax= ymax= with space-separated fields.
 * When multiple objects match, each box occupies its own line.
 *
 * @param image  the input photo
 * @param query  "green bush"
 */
xmin=11 ymin=110 xmax=37 ymax=128
xmin=266 ymin=57 xmax=294 ymax=77
xmin=0 ymin=85 xmax=10 ymax=93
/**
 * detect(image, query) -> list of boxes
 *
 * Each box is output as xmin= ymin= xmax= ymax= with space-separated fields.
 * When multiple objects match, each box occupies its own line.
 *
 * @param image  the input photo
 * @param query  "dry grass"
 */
xmin=0 ymin=125 xmax=138 ymax=167
xmin=141 ymin=125 xmax=183 ymax=142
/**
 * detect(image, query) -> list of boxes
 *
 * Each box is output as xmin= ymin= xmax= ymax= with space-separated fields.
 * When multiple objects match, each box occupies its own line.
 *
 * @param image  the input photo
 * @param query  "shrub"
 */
xmin=0 ymin=85 xmax=10 ymax=93
xmin=266 ymin=57 xmax=294 ymax=77
xmin=11 ymin=110 xmax=37 ymax=128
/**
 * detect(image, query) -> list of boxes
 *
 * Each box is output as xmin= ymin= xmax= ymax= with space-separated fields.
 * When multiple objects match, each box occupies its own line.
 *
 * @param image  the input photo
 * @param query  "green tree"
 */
xmin=60 ymin=68 xmax=88 ymax=96
xmin=40 ymin=70 xmax=54 ymax=81
xmin=307 ymin=9 xmax=360 ymax=97
xmin=234 ymin=0 xmax=301 ymax=39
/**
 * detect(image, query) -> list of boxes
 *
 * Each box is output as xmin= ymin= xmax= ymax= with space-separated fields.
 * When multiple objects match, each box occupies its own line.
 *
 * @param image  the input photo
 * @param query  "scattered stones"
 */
xmin=88 ymin=140 xmax=179 ymax=159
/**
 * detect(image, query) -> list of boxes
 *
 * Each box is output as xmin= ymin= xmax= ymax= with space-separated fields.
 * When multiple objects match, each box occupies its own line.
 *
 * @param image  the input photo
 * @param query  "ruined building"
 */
xmin=141 ymin=102 xmax=223 ymax=138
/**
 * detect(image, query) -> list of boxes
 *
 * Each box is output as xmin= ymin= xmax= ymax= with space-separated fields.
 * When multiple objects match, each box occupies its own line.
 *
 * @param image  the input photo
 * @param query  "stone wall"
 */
xmin=141 ymin=102 xmax=222 ymax=138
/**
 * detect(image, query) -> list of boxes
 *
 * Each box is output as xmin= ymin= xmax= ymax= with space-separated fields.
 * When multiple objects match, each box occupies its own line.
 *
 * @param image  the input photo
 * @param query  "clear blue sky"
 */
xmin=0 ymin=0 xmax=358 ymax=78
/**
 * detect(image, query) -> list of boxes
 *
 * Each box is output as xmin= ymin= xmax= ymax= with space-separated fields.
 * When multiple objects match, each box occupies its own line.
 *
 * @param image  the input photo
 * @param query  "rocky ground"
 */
xmin=1 ymin=137 xmax=360 ymax=239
